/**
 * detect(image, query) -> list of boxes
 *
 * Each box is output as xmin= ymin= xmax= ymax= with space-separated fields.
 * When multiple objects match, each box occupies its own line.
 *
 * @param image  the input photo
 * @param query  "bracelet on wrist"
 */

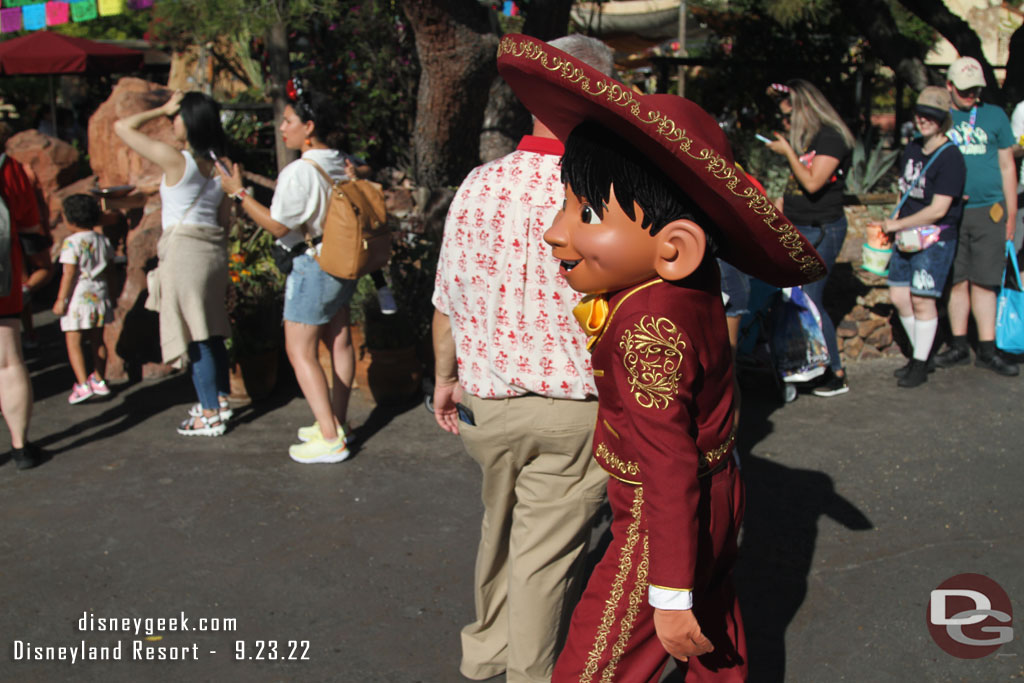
xmin=231 ymin=189 xmax=248 ymax=205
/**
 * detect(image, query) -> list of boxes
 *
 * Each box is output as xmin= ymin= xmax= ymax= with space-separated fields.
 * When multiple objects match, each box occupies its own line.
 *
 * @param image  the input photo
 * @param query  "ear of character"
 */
xmin=654 ymin=219 xmax=707 ymax=282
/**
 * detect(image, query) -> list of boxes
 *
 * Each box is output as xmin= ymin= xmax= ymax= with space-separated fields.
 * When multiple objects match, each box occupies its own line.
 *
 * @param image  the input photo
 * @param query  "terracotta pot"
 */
xmin=229 ymin=349 xmax=280 ymax=402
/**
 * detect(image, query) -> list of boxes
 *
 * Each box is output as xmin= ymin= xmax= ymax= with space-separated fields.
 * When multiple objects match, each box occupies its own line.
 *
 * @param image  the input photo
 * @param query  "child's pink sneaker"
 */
xmin=88 ymin=373 xmax=111 ymax=396
xmin=68 ymin=382 xmax=94 ymax=404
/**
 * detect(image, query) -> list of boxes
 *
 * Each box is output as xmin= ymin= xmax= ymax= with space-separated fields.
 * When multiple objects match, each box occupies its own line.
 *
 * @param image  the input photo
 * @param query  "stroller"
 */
xmin=736 ymin=279 xmax=830 ymax=404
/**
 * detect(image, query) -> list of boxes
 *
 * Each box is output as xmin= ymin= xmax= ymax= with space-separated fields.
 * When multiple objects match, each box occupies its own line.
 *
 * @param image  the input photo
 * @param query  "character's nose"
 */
xmin=544 ymin=210 xmax=568 ymax=248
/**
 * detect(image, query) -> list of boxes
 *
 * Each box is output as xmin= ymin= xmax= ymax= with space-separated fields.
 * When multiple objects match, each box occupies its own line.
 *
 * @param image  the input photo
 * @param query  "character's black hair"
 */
xmin=62 ymin=193 xmax=101 ymax=229
xmin=179 ymin=92 xmax=226 ymax=159
xmin=561 ymin=121 xmax=715 ymax=247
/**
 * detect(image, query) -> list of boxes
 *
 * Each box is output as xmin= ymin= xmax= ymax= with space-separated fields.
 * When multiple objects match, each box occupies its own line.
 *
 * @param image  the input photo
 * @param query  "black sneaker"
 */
xmin=894 ymin=357 xmax=936 ymax=378
xmin=975 ymin=353 xmax=1020 ymax=377
xmin=812 ymin=373 xmax=849 ymax=397
xmin=11 ymin=443 xmax=41 ymax=470
xmin=935 ymin=346 xmax=970 ymax=368
xmin=897 ymin=359 xmax=929 ymax=388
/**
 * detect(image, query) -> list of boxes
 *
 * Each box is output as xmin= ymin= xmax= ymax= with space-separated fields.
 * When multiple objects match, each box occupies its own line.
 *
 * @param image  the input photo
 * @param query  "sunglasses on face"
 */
xmin=955 ymin=86 xmax=981 ymax=99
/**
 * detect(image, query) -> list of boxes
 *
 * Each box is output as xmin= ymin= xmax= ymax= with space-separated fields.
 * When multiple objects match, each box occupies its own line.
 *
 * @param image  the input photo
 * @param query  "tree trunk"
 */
xmin=521 ymin=0 xmax=575 ymax=41
xmin=265 ymin=20 xmax=296 ymax=173
xmin=895 ymin=0 xmax=1004 ymax=105
xmin=840 ymin=0 xmax=929 ymax=91
xmin=401 ymin=0 xmax=498 ymax=189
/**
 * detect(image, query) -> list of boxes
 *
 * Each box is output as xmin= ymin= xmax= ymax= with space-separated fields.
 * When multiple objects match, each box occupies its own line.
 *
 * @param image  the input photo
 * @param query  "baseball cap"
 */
xmin=947 ymin=56 xmax=985 ymax=90
xmin=915 ymin=86 xmax=952 ymax=124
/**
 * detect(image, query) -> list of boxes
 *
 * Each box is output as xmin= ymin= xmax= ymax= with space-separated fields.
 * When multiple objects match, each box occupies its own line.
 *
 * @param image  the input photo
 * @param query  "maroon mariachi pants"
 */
xmin=553 ymin=461 xmax=747 ymax=682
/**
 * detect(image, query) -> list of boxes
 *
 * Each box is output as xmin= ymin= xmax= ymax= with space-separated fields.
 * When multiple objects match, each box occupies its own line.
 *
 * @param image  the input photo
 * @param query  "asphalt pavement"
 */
xmin=2 ymin=309 xmax=1021 ymax=683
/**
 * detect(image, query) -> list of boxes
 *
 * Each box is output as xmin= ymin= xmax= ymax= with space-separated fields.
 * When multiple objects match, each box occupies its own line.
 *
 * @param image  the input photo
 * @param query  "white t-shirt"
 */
xmin=270 ymin=149 xmax=352 ymax=247
xmin=159 ymin=151 xmax=223 ymax=229
xmin=1012 ymin=100 xmax=1024 ymax=193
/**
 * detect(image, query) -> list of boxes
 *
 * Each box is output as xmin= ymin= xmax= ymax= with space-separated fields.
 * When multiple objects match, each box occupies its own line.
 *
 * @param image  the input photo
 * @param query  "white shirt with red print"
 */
xmin=433 ymin=135 xmax=596 ymax=400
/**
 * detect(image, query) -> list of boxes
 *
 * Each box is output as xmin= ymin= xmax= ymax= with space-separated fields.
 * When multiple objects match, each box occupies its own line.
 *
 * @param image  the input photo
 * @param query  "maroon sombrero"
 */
xmin=496 ymin=33 xmax=824 ymax=287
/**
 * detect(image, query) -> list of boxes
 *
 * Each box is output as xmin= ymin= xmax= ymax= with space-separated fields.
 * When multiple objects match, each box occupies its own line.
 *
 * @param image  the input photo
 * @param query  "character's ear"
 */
xmin=654 ymin=219 xmax=706 ymax=282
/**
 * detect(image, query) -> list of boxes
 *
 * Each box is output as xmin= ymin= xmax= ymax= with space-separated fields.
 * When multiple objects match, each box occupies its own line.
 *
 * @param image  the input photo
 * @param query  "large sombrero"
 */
xmin=496 ymin=33 xmax=825 ymax=287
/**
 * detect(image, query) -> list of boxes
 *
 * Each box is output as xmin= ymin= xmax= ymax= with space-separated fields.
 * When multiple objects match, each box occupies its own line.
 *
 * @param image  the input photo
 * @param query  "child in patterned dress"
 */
xmin=52 ymin=194 xmax=114 ymax=404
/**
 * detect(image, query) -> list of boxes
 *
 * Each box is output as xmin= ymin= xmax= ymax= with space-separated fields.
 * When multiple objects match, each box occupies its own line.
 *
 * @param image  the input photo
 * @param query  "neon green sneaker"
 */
xmin=288 ymin=434 xmax=350 ymax=464
xmin=297 ymin=421 xmax=352 ymax=443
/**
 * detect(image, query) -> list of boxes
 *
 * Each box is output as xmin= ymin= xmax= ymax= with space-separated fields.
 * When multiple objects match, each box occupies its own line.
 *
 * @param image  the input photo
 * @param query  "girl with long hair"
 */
xmin=767 ymin=79 xmax=855 ymax=397
xmin=115 ymin=91 xmax=233 ymax=436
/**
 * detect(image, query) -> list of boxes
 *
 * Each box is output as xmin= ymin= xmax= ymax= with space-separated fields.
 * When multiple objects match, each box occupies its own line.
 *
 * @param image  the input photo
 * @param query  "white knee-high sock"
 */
xmin=913 ymin=318 xmax=939 ymax=361
xmin=899 ymin=314 xmax=915 ymax=352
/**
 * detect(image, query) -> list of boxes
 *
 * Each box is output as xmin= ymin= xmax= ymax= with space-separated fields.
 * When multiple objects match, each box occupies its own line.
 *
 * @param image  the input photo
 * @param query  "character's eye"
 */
xmin=580 ymin=204 xmax=602 ymax=225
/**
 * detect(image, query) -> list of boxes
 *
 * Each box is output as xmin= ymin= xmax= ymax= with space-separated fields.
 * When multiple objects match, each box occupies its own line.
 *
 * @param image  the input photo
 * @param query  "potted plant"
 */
xmin=225 ymin=218 xmax=285 ymax=401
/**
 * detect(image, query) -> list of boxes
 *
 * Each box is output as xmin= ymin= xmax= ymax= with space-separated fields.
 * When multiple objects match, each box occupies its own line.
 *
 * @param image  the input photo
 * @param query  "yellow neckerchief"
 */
xmin=571 ymin=278 xmax=663 ymax=351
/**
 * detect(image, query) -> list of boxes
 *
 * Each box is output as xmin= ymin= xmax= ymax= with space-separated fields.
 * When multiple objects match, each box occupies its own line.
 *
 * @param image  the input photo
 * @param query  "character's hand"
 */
xmin=52 ymin=299 xmax=66 ymax=317
xmin=344 ymin=158 xmax=357 ymax=180
xmin=1006 ymin=217 xmax=1015 ymax=243
xmin=217 ymin=161 xmax=244 ymax=196
xmin=882 ymin=218 xmax=898 ymax=234
xmin=162 ymin=90 xmax=184 ymax=117
xmin=653 ymin=608 xmax=714 ymax=662
xmin=433 ymin=379 xmax=463 ymax=435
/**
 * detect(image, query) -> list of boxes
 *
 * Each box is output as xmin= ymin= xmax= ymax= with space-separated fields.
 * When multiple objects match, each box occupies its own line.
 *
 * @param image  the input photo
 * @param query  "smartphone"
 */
xmin=755 ymin=133 xmax=773 ymax=144
xmin=208 ymin=150 xmax=230 ymax=176
xmin=456 ymin=403 xmax=476 ymax=426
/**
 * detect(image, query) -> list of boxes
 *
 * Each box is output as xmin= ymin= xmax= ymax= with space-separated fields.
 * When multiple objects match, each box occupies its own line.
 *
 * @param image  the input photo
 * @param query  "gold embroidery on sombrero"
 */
xmin=602 ymin=535 xmax=649 ymax=682
xmin=580 ymin=486 xmax=644 ymax=682
xmin=497 ymin=36 xmax=825 ymax=281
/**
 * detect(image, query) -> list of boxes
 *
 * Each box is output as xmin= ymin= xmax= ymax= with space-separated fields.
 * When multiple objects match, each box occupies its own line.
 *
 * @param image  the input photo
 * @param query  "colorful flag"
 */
xmin=45 ymin=0 xmax=68 ymax=25
xmin=70 ymin=0 xmax=95 ymax=21
xmin=3 ymin=0 xmax=36 ymax=8
xmin=22 ymin=3 xmax=46 ymax=29
xmin=0 ymin=7 xmax=21 ymax=31
xmin=97 ymin=0 xmax=122 ymax=16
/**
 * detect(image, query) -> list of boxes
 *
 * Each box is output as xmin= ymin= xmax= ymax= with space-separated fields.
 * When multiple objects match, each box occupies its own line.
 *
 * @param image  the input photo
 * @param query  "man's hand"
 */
xmin=653 ymin=608 xmax=714 ymax=662
xmin=433 ymin=378 xmax=464 ymax=435
xmin=52 ymin=298 xmax=66 ymax=317
xmin=1006 ymin=216 xmax=1015 ymax=243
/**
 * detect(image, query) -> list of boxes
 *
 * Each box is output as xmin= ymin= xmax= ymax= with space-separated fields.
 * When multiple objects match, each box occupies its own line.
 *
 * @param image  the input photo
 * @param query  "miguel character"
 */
xmin=497 ymin=35 xmax=825 ymax=682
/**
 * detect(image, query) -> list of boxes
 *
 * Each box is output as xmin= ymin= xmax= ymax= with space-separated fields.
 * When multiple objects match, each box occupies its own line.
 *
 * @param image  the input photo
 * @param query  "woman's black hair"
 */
xmin=289 ymin=82 xmax=346 ymax=151
xmin=179 ymin=92 xmax=226 ymax=158
xmin=561 ymin=121 xmax=715 ymax=249
xmin=63 ymin=193 xmax=101 ymax=229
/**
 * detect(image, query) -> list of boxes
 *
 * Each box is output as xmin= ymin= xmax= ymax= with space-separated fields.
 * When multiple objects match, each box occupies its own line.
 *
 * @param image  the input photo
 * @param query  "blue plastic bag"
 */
xmin=771 ymin=286 xmax=830 ymax=383
xmin=996 ymin=240 xmax=1024 ymax=354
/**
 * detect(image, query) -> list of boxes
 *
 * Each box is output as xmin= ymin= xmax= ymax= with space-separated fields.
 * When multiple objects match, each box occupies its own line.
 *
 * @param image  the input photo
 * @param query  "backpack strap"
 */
xmin=301 ymin=158 xmax=337 ymax=186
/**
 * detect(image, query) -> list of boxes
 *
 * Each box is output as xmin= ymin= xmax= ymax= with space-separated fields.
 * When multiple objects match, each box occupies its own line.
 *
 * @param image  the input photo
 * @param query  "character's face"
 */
xmin=280 ymin=105 xmax=314 ymax=150
xmin=914 ymin=112 xmax=942 ymax=137
xmin=544 ymin=183 xmax=661 ymax=294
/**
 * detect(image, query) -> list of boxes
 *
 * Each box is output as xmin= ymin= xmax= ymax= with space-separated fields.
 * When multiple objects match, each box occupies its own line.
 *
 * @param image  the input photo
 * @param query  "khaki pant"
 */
xmin=458 ymin=393 xmax=607 ymax=683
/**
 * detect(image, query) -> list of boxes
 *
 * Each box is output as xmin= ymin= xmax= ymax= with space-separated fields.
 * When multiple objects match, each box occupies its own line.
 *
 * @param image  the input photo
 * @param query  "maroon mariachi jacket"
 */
xmin=587 ymin=266 xmax=736 ymax=594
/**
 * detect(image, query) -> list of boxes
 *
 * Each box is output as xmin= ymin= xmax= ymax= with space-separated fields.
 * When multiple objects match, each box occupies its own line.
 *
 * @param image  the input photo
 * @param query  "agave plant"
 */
xmin=846 ymin=128 xmax=900 ymax=195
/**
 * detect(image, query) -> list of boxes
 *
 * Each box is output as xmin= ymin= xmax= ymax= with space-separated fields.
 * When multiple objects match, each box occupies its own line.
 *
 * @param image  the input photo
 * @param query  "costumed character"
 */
xmin=496 ymin=34 xmax=826 ymax=682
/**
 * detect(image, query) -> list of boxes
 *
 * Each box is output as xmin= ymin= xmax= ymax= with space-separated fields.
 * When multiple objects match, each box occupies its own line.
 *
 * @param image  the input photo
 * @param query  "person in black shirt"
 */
xmin=767 ymin=79 xmax=854 ymax=396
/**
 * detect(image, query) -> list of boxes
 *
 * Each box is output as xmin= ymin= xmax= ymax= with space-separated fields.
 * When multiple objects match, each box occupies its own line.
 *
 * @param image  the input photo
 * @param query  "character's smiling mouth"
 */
xmin=560 ymin=259 xmax=581 ymax=271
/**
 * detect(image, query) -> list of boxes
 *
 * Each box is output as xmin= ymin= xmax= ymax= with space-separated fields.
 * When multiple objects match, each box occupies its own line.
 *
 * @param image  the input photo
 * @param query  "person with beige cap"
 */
xmin=937 ymin=56 xmax=1020 ymax=376
xmin=882 ymin=86 xmax=965 ymax=388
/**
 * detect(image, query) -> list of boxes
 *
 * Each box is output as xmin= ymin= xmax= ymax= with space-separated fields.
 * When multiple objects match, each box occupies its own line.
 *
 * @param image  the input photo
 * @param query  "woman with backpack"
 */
xmin=219 ymin=77 xmax=357 ymax=464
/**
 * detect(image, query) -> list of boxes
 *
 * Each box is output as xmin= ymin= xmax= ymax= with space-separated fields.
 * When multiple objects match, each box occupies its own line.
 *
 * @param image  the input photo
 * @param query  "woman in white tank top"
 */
xmin=115 ymin=91 xmax=233 ymax=437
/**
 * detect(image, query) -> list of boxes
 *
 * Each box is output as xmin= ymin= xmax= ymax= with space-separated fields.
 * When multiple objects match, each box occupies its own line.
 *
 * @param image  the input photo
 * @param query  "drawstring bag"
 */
xmin=770 ymin=286 xmax=830 ymax=383
xmin=996 ymin=240 xmax=1024 ymax=354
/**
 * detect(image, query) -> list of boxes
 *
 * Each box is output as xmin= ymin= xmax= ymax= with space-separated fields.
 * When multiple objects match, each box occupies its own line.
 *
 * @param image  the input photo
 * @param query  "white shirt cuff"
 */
xmin=648 ymin=585 xmax=693 ymax=610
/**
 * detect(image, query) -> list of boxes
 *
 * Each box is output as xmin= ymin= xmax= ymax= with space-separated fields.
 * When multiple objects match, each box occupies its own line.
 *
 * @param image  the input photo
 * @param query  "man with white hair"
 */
xmin=432 ymin=34 xmax=614 ymax=683
xmin=937 ymin=56 xmax=1019 ymax=376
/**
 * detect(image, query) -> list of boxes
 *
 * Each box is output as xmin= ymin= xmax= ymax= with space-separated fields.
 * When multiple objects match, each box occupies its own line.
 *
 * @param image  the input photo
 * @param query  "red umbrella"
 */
xmin=0 ymin=30 xmax=143 ymax=134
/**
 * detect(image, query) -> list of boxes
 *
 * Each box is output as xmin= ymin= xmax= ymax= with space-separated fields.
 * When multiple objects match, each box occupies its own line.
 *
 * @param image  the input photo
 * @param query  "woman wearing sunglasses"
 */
xmin=219 ymin=77 xmax=359 ymax=464
xmin=767 ymin=79 xmax=855 ymax=397
xmin=882 ymin=87 xmax=965 ymax=388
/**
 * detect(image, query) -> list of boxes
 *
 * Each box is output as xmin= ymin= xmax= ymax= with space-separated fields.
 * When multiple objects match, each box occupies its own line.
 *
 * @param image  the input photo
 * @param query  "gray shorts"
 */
xmin=283 ymin=252 xmax=356 ymax=326
xmin=952 ymin=203 xmax=1006 ymax=289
